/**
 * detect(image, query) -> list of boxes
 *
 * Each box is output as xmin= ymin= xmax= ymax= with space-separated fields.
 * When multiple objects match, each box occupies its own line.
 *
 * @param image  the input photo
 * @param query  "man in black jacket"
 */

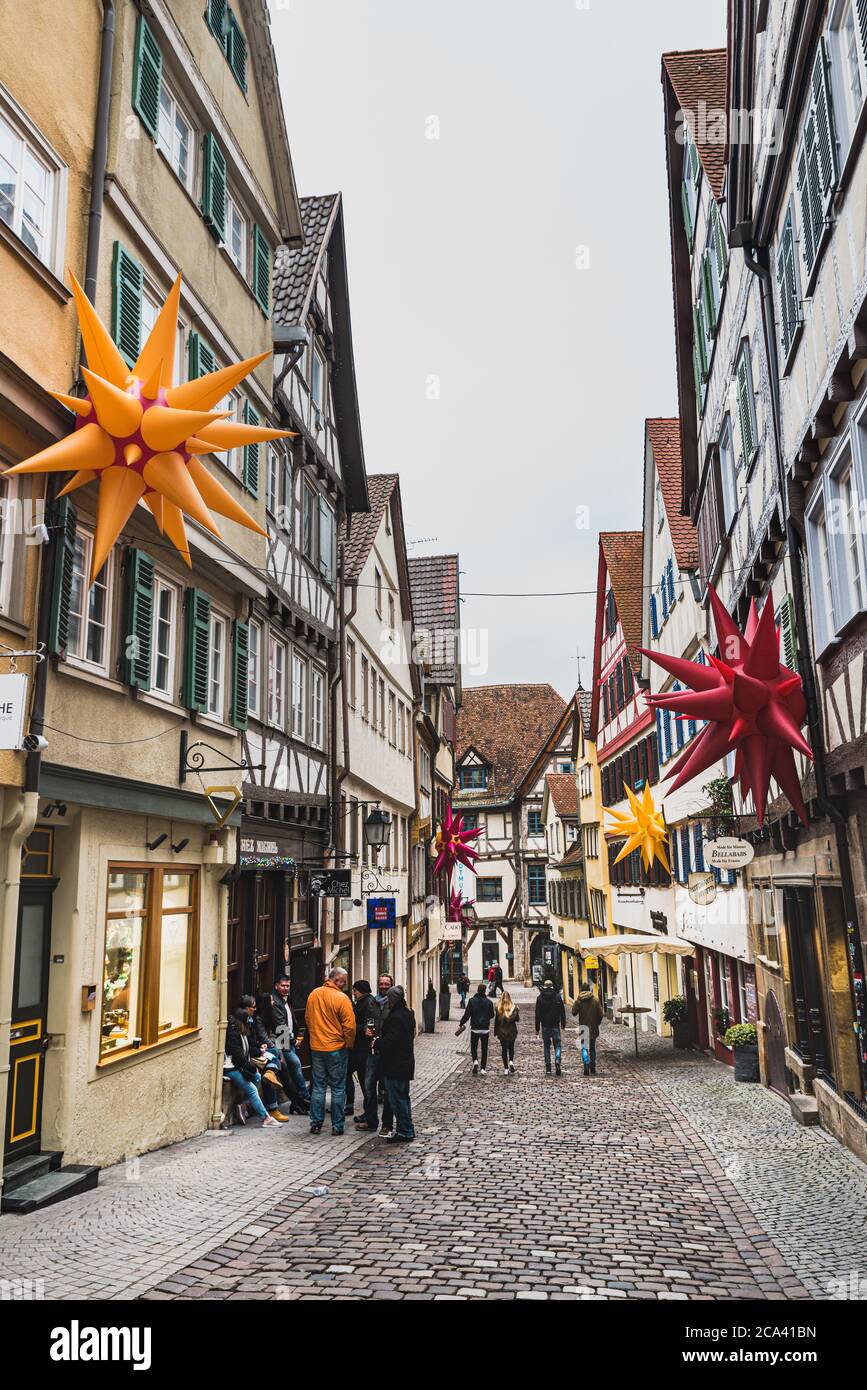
xmin=376 ymin=986 xmax=416 ymax=1143
xmin=535 ymin=979 xmax=566 ymax=1076
xmin=259 ymin=975 xmax=310 ymax=1109
xmin=457 ymin=983 xmax=495 ymax=1074
xmin=348 ymin=980 xmax=380 ymax=1129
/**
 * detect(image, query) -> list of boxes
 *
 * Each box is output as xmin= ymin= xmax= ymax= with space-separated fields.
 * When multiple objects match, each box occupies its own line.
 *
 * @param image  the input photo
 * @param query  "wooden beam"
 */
xmin=812 ymin=413 xmax=837 ymax=441
xmin=847 ymin=323 xmax=867 ymax=361
xmin=827 ymin=372 xmax=855 ymax=405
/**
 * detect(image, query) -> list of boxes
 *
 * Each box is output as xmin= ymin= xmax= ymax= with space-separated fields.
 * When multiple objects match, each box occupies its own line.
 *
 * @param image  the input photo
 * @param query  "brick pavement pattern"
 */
xmin=3 ymin=986 xmax=865 ymax=1301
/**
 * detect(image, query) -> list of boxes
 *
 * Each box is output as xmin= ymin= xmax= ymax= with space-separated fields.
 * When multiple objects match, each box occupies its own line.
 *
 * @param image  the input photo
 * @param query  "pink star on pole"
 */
xmin=433 ymin=803 xmax=481 ymax=878
xmin=640 ymin=585 xmax=813 ymax=828
xmin=448 ymin=887 xmax=474 ymax=922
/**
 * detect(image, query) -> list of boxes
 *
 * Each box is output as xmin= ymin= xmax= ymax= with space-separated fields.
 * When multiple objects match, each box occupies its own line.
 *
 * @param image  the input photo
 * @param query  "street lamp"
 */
xmin=364 ymin=807 xmax=391 ymax=853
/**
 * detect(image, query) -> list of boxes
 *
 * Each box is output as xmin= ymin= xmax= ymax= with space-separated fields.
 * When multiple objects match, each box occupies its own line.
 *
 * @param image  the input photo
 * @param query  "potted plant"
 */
xmin=422 ymin=979 xmax=437 ymax=1033
xmin=663 ymin=995 xmax=691 ymax=1049
xmin=724 ymin=1022 xmax=759 ymax=1081
xmin=438 ymin=973 xmax=451 ymax=1021
xmin=713 ymin=1004 xmax=731 ymax=1038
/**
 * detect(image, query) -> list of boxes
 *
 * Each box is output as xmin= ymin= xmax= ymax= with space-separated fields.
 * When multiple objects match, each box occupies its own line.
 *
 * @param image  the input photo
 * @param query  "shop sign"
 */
xmin=706 ymin=836 xmax=754 ymax=870
xmin=442 ymin=921 xmax=461 ymax=941
xmin=0 ymin=673 xmax=27 ymax=749
xmin=584 ymin=955 xmax=599 ymax=970
xmin=367 ymin=897 xmax=397 ymax=930
xmin=309 ymin=869 xmax=352 ymax=898
xmin=688 ymin=871 xmax=717 ymax=906
xmin=239 ymin=834 xmax=296 ymax=870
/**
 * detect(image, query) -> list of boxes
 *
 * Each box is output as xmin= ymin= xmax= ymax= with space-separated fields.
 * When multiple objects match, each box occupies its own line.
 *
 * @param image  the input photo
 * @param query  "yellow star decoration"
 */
xmin=605 ymin=782 xmax=671 ymax=874
xmin=4 ymin=274 xmax=291 ymax=582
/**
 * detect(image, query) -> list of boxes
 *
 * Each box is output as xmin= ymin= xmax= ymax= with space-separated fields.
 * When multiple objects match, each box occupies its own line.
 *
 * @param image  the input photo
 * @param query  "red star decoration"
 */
xmin=448 ymin=887 xmax=474 ymax=922
xmin=640 ymin=585 xmax=813 ymax=828
xmin=433 ymin=803 xmax=481 ymax=878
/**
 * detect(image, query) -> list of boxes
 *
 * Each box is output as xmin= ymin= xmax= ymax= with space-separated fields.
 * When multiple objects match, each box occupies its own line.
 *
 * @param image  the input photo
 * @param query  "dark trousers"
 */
xmin=470 ymin=1033 xmax=489 ymax=1068
xmin=500 ymin=1039 xmax=515 ymax=1065
xmin=384 ymin=1077 xmax=414 ymax=1139
xmin=346 ymin=1053 xmax=378 ymax=1125
xmin=585 ymin=1037 xmax=597 ymax=1073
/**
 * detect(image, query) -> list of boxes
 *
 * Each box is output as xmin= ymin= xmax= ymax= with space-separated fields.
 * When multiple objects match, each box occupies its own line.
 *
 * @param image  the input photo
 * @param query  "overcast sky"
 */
xmin=272 ymin=0 xmax=724 ymax=699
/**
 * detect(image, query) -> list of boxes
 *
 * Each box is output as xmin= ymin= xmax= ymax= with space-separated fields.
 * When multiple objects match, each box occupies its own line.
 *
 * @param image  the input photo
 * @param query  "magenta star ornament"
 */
xmin=433 ymin=803 xmax=481 ymax=878
xmin=448 ymin=887 xmax=474 ymax=922
xmin=640 ymin=585 xmax=813 ymax=828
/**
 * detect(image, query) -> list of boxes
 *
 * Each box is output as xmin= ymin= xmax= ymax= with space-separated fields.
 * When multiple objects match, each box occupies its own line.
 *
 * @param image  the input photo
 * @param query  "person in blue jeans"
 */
xmin=260 ymin=976 xmax=310 ymax=1111
xmin=375 ymin=986 xmax=416 ymax=1143
xmin=224 ymin=1008 xmax=280 ymax=1126
xmin=305 ymin=968 xmax=356 ymax=1135
xmin=534 ymin=979 xmax=566 ymax=1076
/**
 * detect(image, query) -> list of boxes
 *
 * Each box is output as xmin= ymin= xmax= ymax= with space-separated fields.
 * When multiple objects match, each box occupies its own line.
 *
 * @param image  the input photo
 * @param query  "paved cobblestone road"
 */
xmin=3 ymin=987 xmax=866 ymax=1301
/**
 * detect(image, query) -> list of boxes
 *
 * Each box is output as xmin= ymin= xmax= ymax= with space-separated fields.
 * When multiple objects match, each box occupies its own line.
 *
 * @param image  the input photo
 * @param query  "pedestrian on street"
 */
xmin=223 ymin=1007 xmax=280 ymax=1127
xmin=535 ymin=979 xmax=566 ymax=1076
xmin=371 ymin=972 xmax=396 ymax=1134
xmin=259 ymin=974 xmax=310 ymax=1112
xmin=376 ymin=985 xmax=416 ymax=1143
xmin=572 ymin=981 xmax=604 ymax=1076
xmin=457 ymin=983 xmax=495 ymax=1074
xmin=494 ymin=991 xmax=520 ymax=1074
xmin=486 ymin=963 xmax=497 ymax=997
xmin=457 ymin=972 xmax=471 ymax=1008
xmin=494 ymin=963 xmax=504 ymax=996
xmin=238 ymin=995 xmax=289 ymax=1122
xmin=304 ymin=967 xmax=356 ymax=1135
xmin=347 ymin=979 xmax=380 ymax=1129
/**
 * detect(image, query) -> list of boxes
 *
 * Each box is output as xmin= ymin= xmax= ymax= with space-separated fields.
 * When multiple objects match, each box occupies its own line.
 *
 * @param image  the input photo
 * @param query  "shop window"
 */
xmin=100 ymin=865 xmax=199 ymax=1057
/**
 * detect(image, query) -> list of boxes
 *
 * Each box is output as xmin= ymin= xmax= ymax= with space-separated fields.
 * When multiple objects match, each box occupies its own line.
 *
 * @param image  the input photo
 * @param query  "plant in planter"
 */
xmin=422 ymin=979 xmax=437 ymax=1033
xmin=663 ymin=995 xmax=691 ymax=1049
xmin=713 ymin=1005 xmax=731 ymax=1037
xmin=702 ymin=775 xmax=739 ymax=839
xmin=724 ymin=1021 xmax=759 ymax=1082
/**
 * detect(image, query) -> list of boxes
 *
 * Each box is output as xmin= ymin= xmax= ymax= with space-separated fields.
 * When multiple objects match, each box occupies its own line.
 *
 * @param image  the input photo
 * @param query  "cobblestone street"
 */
xmin=4 ymin=988 xmax=865 ymax=1302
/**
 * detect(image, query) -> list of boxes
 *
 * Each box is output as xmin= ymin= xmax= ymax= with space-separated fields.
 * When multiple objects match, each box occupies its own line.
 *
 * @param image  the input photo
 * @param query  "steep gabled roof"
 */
xmin=342 ymin=474 xmax=398 ymax=581
xmin=546 ymin=772 xmax=579 ymax=818
xmin=576 ymin=689 xmax=593 ymax=738
xmin=456 ymin=684 xmax=567 ymax=802
xmin=661 ymin=49 xmax=728 ymax=201
xmin=273 ymin=195 xmax=338 ymax=325
xmin=590 ymin=533 xmax=645 ymax=738
xmin=645 ymin=419 xmax=697 ymax=570
xmin=407 ymin=554 xmax=460 ymax=686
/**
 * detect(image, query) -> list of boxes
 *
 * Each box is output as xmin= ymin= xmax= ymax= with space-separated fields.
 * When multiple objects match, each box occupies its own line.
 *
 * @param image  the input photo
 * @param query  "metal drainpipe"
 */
xmin=744 ymin=244 xmax=867 ymax=1094
xmin=26 ymin=0 xmax=115 ymax=797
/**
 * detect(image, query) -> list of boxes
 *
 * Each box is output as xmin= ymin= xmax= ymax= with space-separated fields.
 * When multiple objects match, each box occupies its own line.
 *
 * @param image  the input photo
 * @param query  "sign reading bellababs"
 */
xmin=706 ymin=836 xmax=755 ymax=870
xmin=0 ymin=673 xmax=27 ymax=750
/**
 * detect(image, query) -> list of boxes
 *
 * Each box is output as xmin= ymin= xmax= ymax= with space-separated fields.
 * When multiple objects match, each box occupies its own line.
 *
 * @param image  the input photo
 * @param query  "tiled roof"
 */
xmin=661 ymin=49 xmax=728 ymax=202
xmin=342 ymin=474 xmax=398 ymax=580
xmin=646 ymin=418 xmax=697 ymax=570
xmin=577 ymin=689 xmax=593 ymax=737
xmin=273 ymin=194 xmax=339 ymax=325
xmin=407 ymin=554 xmax=460 ymax=683
xmin=546 ymin=772 xmax=578 ymax=817
xmin=600 ymin=532 xmax=645 ymax=674
xmin=559 ymin=841 xmax=584 ymax=870
xmin=456 ymin=684 xmax=567 ymax=800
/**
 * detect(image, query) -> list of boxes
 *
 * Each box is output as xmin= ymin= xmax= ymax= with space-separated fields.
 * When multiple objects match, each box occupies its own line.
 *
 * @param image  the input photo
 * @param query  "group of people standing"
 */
xmin=223 ymin=967 xmax=417 ymax=1143
xmin=456 ymin=977 xmax=604 ymax=1078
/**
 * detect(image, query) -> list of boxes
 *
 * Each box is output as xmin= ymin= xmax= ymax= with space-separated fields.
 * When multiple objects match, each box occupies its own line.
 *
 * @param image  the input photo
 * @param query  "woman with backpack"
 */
xmin=456 ymin=983 xmax=495 ymax=1074
xmin=494 ymin=991 xmax=520 ymax=1074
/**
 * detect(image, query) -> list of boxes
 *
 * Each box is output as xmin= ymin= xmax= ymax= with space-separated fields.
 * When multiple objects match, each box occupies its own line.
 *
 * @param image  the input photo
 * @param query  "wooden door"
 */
xmin=5 ymin=886 xmax=54 ymax=1159
xmin=764 ymin=988 xmax=789 ymax=1096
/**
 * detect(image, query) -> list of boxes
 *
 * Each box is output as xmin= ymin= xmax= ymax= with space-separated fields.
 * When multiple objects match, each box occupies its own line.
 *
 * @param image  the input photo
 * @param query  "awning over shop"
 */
xmin=575 ymin=934 xmax=691 ymax=1057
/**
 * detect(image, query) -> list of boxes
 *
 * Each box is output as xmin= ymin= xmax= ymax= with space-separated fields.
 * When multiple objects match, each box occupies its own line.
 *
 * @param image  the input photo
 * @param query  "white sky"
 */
xmin=271 ymin=0 xmax=725 ymax=698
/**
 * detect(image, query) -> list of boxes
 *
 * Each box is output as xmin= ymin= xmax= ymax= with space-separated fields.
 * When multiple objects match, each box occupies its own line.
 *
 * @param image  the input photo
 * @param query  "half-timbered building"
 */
xmin=231 ymin=191 xmax=369 ymax=1017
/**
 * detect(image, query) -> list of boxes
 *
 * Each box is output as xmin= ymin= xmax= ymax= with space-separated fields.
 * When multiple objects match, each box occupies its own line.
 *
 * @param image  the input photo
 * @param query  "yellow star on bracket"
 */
xmin=605 ymin=782 xmax=671 ymax=874
xmin=4 ymin=274 xmax=292 ymax=582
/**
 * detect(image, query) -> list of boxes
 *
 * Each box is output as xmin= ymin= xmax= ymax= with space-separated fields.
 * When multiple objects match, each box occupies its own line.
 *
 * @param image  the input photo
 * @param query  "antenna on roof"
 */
xmin=406 ymin=536 xmax=438 ymax=548
xmin=576 ymin=648 xmax=586 ymax=690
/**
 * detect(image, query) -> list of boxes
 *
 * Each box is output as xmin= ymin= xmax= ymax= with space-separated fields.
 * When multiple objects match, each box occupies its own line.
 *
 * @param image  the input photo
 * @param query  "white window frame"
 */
xmin=150 ymin=575 xmax=178 ymax=700
xmin=310 ymin=666 xmax=324 ymax=749
xmin=347 ymin=637 xmax=356 ymax=708
xmin=207 ymin=611 xmax=228 ymax=720
xmin=807 ymin=418 xmax=867 ymax=648
xmin=291 ymin=653 xmax=307 ymax=740
xmin=0 ymin=476 xmax=17 ymax=616
xmin=266 ymin=444 xmax=280 ymax=516
xmin=267 ymin=633 xmax=286 ymax=728
xmin=311 ymin=345 xmax=325 ymax=412
xmin=156 ymin=75 xmax=195 ymax=194
xmin=375 ymin=568 xmax=383 ymax=617
xmin=66 ymin=528 xmax=112 ymax=674
xmin=719 ymin=415 xmax=738 ymax=534
xmin=225 ymin=185 xmax=248 ymax=277
xmin=248 ymin=619 xmax=262 ymax=720
xmin=419 ymin=746 xmax=432 ymax=821
xmin=829 ymin=0 xmax=866 ymax=152
xmin=0 ymin=85 xmax=67 ymax=278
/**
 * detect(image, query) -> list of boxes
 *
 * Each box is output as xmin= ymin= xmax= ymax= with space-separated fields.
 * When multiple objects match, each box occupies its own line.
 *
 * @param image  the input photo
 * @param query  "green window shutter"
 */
xmin=123 ymin=547 xmax=155 ymax=690
xmin=206 ymin=0 xmax=229 ymax=48
xmin=111 ymin=241 xmax=143 ymax=369
xmin=737 ymin=349 xmax=755 ymax=461
xmin=693 ymin=301 xmax=708 ymax=380
xmin=48 ymin=497 xmax=77 ymax=656
xmin=701 ymin=251 xmax=717 ymax=336
xmin=227 ymin=9 xmax=248 ymax=91
xmin=692 ymin=306 xmax=705 ymax=413
xmin=711 ymin=200 xmax=728 ymax=285
xmin=132 ymin=14 xmax=162 ymax=140
xmin=680 ymin=179 xmax=694 ymax=254
xmin=776 ymin=595 xmax=798 ymax=672
xmin=252 ymin=225 xmax=271 ymax=315
xmin=201 ymin=133 xmax=227 ymax=242
xmin=182 ymin=588 xmax=211 ymax=712
xmin=242 ymin=401 xmax=260 ymax=497
xmin=796 ymin=140 xmax=817 ymax=275
xmin=690 ymin=139 xmax=702 ymax=188
xmin=187 ymin=330 xmax=217 ymax=381
xmin=231 ymin=619 xmax=249 ymax=730
xmin=812 ymin=38 xmax=838 ymax=218
xmin=777 ymin=206 xmax=800 ymax=359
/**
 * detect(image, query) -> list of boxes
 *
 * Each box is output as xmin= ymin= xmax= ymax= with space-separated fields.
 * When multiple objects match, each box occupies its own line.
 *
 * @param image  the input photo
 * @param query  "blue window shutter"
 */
xmin=692 ymin=824 xmax=705 ymax=872
xmin=667 ymin=557 xmax=675 ymax=604
xmin=656 ymin=709 xmax=663 ymax=763
xmin=680 ymin=826 xmax=691 ymax=880
xmin=672 ymin=831 xmax=680 ymax=884
xmin=661 ymin=575 xmax=669 ymax=618
xmin=650 ymin=593 xmax=658 ymax=639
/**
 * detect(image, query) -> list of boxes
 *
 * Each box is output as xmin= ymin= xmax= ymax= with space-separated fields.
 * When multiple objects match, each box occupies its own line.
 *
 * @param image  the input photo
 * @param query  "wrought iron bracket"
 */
xmin=179 ymin=729 xmax=265 ymax=785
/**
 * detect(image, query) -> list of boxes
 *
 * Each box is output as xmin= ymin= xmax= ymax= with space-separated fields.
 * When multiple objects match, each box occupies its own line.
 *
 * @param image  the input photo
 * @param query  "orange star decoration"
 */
xmin=4 ymin=274 xmax=290 ymax=582
xmin=605 ymin=782 xmax=671 ymax=874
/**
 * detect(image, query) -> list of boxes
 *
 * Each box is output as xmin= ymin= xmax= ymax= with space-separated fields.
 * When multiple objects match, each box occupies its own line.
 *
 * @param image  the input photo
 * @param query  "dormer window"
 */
xmin=459 ymin=764 xmax=487 ymax=790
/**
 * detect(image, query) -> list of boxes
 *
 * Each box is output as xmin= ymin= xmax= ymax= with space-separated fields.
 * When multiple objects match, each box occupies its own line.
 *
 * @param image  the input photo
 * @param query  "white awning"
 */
xmin=575 ymin=934 xmax=693 ymax=959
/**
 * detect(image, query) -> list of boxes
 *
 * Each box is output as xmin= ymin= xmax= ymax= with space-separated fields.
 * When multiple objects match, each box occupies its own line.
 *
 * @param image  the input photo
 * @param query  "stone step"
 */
xmin=1 ymin=1164 xmax=99 ymax=1214
xmin=2 ymin=1150 xmax=62 ymax=1193
xmin=789 ymin=1093 xmax=820 ymax=1127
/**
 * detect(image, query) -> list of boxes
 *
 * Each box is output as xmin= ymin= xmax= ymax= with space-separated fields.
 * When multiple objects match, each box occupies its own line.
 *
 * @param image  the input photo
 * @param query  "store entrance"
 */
xmin=4 ymin=883 xmax=55 ymax=1160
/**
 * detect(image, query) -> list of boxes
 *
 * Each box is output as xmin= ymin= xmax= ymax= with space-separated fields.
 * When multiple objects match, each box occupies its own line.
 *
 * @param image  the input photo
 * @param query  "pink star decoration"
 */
xmin=433 ymin=803 xmax=481 ymax=878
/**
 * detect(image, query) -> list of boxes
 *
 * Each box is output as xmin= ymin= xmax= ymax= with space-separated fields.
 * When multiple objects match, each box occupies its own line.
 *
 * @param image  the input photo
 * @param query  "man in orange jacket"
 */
xmin=305 ymin=967 xmax=356 ymax=1135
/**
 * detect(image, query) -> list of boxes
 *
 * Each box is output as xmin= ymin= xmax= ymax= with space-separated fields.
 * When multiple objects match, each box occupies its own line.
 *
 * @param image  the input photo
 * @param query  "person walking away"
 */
xmin=457 ymin=972 xmax=470 ymax=1009
xmin=223 ymin=1007 xmax=280 ymax=1126
xmin=456 ymin=983 xmax=495 ymax=1074
xmin=535 ymin=979 xmax=566 ymax=1076
xmin=572 ymin=980 xmax=604 ymax=1076
xmin=348 ymin=980 xmax=380 ymax=1129
xmin=494 ymin=991 xmax=520 ymax=1074
xmin=494 ymin=963 xmax=504 ymax=996
xmin=259 ymin=974 xmax=310 ymax=1112
xmin=376 ymin=986 xmax=416 ymax=1143
xmin=304 ymin=967 xmax=356 ymax=1135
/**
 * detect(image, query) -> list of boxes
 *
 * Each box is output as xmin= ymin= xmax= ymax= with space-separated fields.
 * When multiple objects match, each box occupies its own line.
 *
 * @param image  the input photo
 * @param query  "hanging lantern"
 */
xmin=640 ymin=585 xmax=813 ymax=827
